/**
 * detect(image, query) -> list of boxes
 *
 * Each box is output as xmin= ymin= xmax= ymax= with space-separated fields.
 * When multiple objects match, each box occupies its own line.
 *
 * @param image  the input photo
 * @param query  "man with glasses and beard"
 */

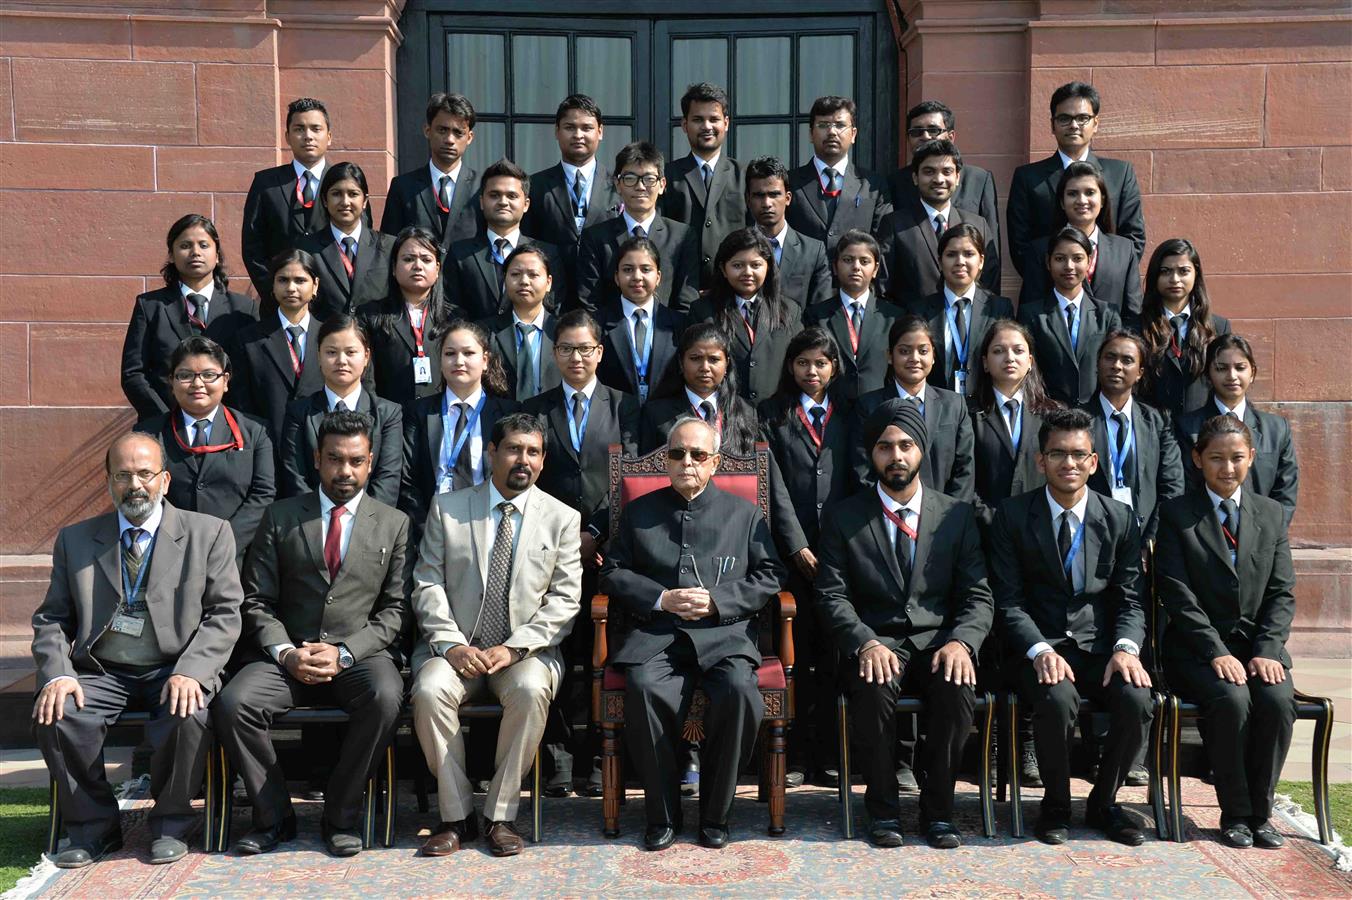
xmin=32 ymin=433 xmax=243 ymax=868
xmin=599 ymin=416 xmax=785 ymax=852
xmin=409 ymin=412 xmax=582 ymax=858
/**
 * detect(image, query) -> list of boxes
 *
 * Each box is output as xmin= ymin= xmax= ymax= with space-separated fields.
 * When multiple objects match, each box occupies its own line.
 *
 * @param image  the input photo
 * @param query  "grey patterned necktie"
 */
xmin=187 ymin=293 xmax=208 ymax=330
xmin=192 ymin=419 xmax=210 ymax=447
xmin=475 ymin=501 xmax=517 ymax=649
xmin=122 ymin=529 xmax=145 ymax=606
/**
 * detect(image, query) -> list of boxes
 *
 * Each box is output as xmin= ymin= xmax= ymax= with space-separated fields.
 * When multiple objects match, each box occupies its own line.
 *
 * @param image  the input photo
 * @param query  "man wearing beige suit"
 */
xmin=32 ymin=432 xmax=243 ymax=869
xmin=411 ymin=412 xmax=581 ymax=857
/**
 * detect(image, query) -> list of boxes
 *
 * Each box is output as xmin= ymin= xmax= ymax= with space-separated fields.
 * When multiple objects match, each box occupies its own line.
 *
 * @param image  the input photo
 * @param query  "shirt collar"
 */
xmin=1171 ymin=303 xmax=1193 ymax=322
xmin=1206 ymin=484 xmax=1243 ymax=513
xmin=325 ymin=384 xmax=362 ymax=411
xmin=429 ymin=158 xmax=462 ymax=183
xmin=1045 ymin=486 xmax=1090 ymax=523
xmin=919 ymin=198 xmax=952 ymax=221
xmin=1053 ymin=286 xmax=1085 ymax=310
xmin=877 ymin=481 xmax=923 ymax=518
xmin=943 ymin=282 xmax=976 ymax=305
xmin=444 ymin=385 xmax=484 ymax=410
xmin=180 ymin=406 xmax=220 ymax=433
xmin=563 ymin=378 xmax=598 ymax=404
xmin=1058 ymin=148 xmax=1090 ymax=168
xmin=292 ymin=158 xmax=326 ymax=181
xmin=692 ymin=151 xmax=721 ymax=172
xmin=1215 ymin=396 xmax=1248 ymax=421
xmin=895 ymin=380 xmax=926 ymax=404
xmin=513 ymin=307 xmax=547 ymax=329
xmin=277 ymin=309 xmax=312 ymax=332
xmin=1100 ymin=392 xmax=1133 ymax=420
xmin=994 ymin=386 xmax=1025 ymax=409
xmin=561 ymin=158 xmax=596 ymax=185
xmin=487 ymin=227 xmax=522 ymax=251
xmin=813 ymin=155 xmax=850 ymax=179
xmin=622 ymin=209 xmax=657 ymax=235
xmin=488 ymin=480 xmax=533 ymax=515
xmin=839 ymin=289 xmax=869 ymax=311
xmin=118 ymin=499 xmax=165 ymax=540
xmin=737 ymin=293 xmax=759 ymax=314
xmin=320 ymin=488 xmax=364 ymax=517
xmin=179 ymin=281 xmax=216 ymax=302
xmin=330 ymin=221 xmax=362 ymax=244
xmin=685 ymin=385 xmax=717 ymax=411
xmin=799 ymin=393 xmax=830 ymax=418
xmin=622 ymin=295 xmax=656 ymax=319
xmin=767 ymin=220 xmax=789 ymax=244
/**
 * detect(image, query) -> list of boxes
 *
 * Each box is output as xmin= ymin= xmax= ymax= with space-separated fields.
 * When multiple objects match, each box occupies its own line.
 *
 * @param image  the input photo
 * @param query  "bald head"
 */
xmin=106 ymin=432 xmax=169 ymax=525
xmin=106 ymin=432 xmax=165 ymax=474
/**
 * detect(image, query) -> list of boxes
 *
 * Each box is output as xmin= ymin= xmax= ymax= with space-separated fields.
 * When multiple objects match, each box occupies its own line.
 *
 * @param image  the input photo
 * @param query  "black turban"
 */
xmin=863 ymin=397 xmax=928 ymax=456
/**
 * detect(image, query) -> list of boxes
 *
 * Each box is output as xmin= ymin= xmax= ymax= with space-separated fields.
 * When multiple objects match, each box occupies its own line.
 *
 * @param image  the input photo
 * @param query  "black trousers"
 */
xmin=34 ymin=664 xmax=210 ymax=844
xmin=1165 ymin=653 xmax=1296 ymax=822
xmin=788 ymin=572 xmax=838 ymax=774
xmin=1015 ymin=645 xmax=1153 ymax=821
xmin=623 ymin=634 xmax=762 ymax=827
xmin=846 ymin=646 xmax=976 ymax=824
xmin=213 ymin=656 xmax=404 ymax=830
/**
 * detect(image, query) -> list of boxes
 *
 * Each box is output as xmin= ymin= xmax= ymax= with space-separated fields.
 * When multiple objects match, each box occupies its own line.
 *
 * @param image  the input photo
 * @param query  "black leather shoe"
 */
xmin=322 ymin=822 xmax=363 ymax=857
xmin=233 ymin=816 xmax=297 ymax=855
xmin=1020 ymin=744 xmax=1043 ymax=788
xmin=926 ymin=821 xmax=961 ymax=849
xmin=1035 ymin=817 xmax=1070 ymax=845
xmin=698 ymin=823 xmax=729 ymax=849
xmin=54 ymin=830 xmax=123 ymax=869
xmin=811 ymin=768 xmax=841 ymax=788
xmin=544 ymin=771 xmax=573 ymax=798
xmin=148 ymin=837 xmax=188 ymax=865
xmin=1251 ymin=820 xmax=1285 ymax=849
xmin=1220 ymin=820 xmax=1254 ymax=848
xmin=868 ymin=819 xmax=904 ymax=848
xmin=1087 ymin=804 xmax=1145 ymax=846
xmin=1124 ymin=764 xmax=1150 ymax=787
xmin=785 ymin=769 xmax=805 ymax=789
xmin=896 ymin=767 xmax=919 ymax=793
xmin=643 ymin=824 xmax=678 ymax=851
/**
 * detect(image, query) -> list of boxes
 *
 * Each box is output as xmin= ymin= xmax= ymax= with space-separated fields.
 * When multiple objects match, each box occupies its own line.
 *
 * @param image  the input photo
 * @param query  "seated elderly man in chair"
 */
xmin=599 ymin=416 xmax=786 ymax=852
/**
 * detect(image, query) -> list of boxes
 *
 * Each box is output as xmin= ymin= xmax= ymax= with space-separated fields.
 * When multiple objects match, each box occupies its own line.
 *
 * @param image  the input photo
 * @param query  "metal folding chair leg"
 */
xmin=1309 ymin=696 xmax=1335 ymax=845
xmin=46 ymin=778 xmax=62 ymax=855
xmin=1007 ymin=693 xmax=1024 ymax=838
xmin=1147 ymin=694 xmax=1167 ymax=840
xmin=531 ymin=747 xmax=542 ymax=843
xmin=837 ymin=694 xmax=853 ymax=839
xmin=977 ymin=693 xmax=996 ymax=838
xmin=1166 ymin=695 xmax=1186 ymax=843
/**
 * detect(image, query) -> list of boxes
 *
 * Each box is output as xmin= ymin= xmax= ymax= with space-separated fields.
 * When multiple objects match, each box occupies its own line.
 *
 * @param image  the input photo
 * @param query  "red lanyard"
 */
xmin=408 ymin=307 xmax=427 ymax=357
xmin=338 ymin=242 xmax=355 ymax=278
xmin=880 ymin=500 xmax=918 ymax=541
xmin=843 ymin=309 xmax=861 ymax=355
xmin=285 ymin=338 xmax=302 ymax=376
xmin=1087 ymin=243 xmax=1099 ymax=281
xmin=184 ymin=299 xmax=207 ymax=333
xmin=295 ymin=174 xmax=314 ymax=209
xmin=170 ymin=406 xmax=246 ymax=454
xmin=1221 ymin=523 xmax=1238 ymax=551
xmin=795 ymin=403 xmax=833 ymax=450
xmin=742 ymin=312 xmax=756 ymax=345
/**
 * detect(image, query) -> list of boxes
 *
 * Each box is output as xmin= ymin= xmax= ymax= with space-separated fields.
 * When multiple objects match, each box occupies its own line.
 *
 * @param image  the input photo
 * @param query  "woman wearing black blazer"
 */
xmin=295 ymin=162 xmax=396 ymax=319
xmin=1174 ymin=334 xmax=1298 ymax=527
xmin=278 ymin=315 xmax=403 ymax=506
xmin=229 ymin=249 xmax=328 ymax=446
xmin=357 ymin=226 xmax=463 ymax=408
xmin=1155 ymin=414 xmax=1298 ymax=850
xmin=1018 ymin=162 xmax=1143 ymax=325
xmin=638 ymin=322 xmax=762 ymax=456
xmin=132 ymin=336 xmax=274 ymax=565
xmin=1140 ymin=238 xmax=1231 ymax=420
xmin=688 ymin=228 xmax=804 ymax=408
xmin=595 ymin=237 xmax=686 ymax=404
xmin=121 ymin=214 xmax=258 ymax=420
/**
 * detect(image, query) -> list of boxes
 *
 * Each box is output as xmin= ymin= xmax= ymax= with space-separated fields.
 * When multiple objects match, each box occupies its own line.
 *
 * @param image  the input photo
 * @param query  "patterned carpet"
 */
xmin=19 ymin=778 xmax=1351 ymax=899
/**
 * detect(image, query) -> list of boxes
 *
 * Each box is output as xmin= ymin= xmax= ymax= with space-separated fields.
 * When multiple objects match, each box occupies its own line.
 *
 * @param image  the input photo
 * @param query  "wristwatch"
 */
xmin=337 ymin=645 xmax=355 ymax=669
xmin=1113 ymin=640 xmax=1139 ymax=657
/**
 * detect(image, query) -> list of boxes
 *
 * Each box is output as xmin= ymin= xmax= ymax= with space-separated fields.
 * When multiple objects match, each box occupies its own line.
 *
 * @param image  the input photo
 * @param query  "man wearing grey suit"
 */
xmin=32 ymin=432 xmax=243 ymax=868
xmin=410 ymin=413 xmax=582 ymax=858
xmin=214 ymin=411 xmax=413 ymax=858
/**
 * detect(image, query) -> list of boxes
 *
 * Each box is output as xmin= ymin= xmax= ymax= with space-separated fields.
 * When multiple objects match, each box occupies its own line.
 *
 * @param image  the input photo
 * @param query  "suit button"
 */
xmin=749 ymin=360 xmax=756 ymax=367
xmin=682 ymin=542 xmax=690 ymax=549
xmin=907 ymin=604 xmax=915 ymax=613
xmin=703 ymin=255 xmax=711 ymax=263
xmin=1065 ymin=630 xmax=1074 ymax=637
xmin=680 ymin=567 xmax=689 ymax=574
xmin=326 ymin=599 xmax=333 ymax=605
xmin=705 ymin=219 xmax=713 ymax=227
xmin=196 ymin=482 xmax=206 ymax=492
xmin=817 ymin=502 xmax=824 ymax=509
xmin=684 ymin=514 xmax=691 ymax=521
xmin=817 ymin=468 xmax=824 ymax=475
xmin=321 ymin=632 xmax=328 ymax=639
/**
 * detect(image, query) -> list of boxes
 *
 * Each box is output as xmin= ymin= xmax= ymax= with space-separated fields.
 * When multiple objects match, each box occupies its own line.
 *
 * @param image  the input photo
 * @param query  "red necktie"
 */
xmin=324 ymin=504 xmax=347 ymax=579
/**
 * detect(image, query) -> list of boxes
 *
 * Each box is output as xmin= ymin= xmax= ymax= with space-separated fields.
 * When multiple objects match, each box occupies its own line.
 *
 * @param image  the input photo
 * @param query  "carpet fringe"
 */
xmin=1274 ymin=792 xmax=1351 ymax=871
xmin=1 ymin=857 xmax=58 ymax=900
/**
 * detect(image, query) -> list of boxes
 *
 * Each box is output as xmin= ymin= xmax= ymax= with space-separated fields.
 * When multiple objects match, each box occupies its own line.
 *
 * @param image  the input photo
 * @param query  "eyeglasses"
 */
xmin=666 ymin=447 xmax=713 ymax=463
xmin=813 ymin=121 xmax=853 ymax=133
xmin=555 ymin=343 xmax=601 ymax=359
xmin=1043 ymin=450 xmax=1094 ymax=464
xmin=906 ymin=126 xmax=947 ymax=139
xmin=1053 ymin=113 xmax=1096 ymax=128
xmin=172 ymin=370 xmax=225 ymax=384
xmin=110 ymin=468 xmax=166 ymax=485
xmin=617 ymin=173 xmax=661 ymax=188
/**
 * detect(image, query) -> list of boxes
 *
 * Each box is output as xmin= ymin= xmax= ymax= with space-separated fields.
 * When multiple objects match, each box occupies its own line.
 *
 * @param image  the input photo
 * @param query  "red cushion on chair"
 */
xmin=604 ymin=656 xmax=784 ymax=691
xmin=712 ymin=473 xmax=759 ymax=506
xmin=617 ymin=472 xmax=761 ymax=511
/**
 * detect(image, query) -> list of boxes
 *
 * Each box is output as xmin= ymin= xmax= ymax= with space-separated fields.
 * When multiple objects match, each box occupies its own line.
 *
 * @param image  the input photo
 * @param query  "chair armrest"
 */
xmin=591 ymin=594 xmax=610 ymax=622
xmin=776 ymin=591 xmax=797 ymax=620
xmin=776 ymin=591 xmax=796 ymax=672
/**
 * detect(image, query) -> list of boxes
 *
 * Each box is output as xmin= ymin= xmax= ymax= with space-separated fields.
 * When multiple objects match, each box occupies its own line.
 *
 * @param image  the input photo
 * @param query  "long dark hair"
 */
xmin=1141 ymin=238 xmax=1218 ymax=380
xmin=653 ymin=321 xmax=758 ymax=455
xmin=318 ymin=161 xmax=370 ymax=206
xmin=161 ymin=214 xmax=229 ymax=293
xmin=371 ymin=226 xmax=455 ymax=339
xmin=1050 ymin=161 xmax=1115 ymax=235
xmin=707 ymin=228 xmax=793 ymax=331
xmin=970 ymin=318 xmax=1059 ymax=415
xmin=772 ymin=325 xmax=843 ymax=402
xmin=1203 ymin=333 xmax=1257 ymax=400
xmin=441 ymin=318 xmax=510 ymax=397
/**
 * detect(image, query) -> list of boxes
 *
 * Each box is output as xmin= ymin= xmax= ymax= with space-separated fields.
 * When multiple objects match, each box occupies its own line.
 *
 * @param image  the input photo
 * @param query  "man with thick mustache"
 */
xmin=32 ymin=432 xmax=243 ymax=868
xmin=409 ymin=412 xmax=582 ymax=857
xmin=214 ymin=411 xmax=413 ymax=858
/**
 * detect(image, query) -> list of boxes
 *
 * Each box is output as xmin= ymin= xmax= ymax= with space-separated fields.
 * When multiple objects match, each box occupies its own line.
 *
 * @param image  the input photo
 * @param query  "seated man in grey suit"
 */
xmin=32 ymin=432 xmax=243 ymax=868
xmin=214 ymin=410 xmax=413 ymax=858
xmin=599 ymin=416 xmax=785 ymax=852
xmin=410 ymin=412 xmax=582 ymax=858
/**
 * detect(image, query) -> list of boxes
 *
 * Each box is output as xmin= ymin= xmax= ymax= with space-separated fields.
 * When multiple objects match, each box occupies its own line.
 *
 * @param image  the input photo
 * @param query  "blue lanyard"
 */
xmin=945 ymin=301 xmax=969 ymax=370
xmin=1062 ymin=515 xmax=1086 ymax=580
xmin=567 ymin=391 xmax=591 ymax=453
xmin=628 ymin=309 xmax=654 ymax=381
xmin=121 ymin=532 xmax=158 ymax=608
xmin=1108 ymin=413 xmax=1135 ymax=489
xmin=440 ymin=393 xmax=486 ymax=475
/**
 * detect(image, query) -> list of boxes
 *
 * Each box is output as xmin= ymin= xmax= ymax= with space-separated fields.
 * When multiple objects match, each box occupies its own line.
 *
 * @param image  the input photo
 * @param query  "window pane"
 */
xmin=447 ymin=33 xmax=506 ymax=113
xmin=671 ymin=126 xmax=689 ymax=163
xmin=671 ymin=39 xmax=727 ymax=118
xmin=599 ymin=124 xmax=632 ymax=166
xmin=798 ymin=35 xmax=855 ymax=114
xmin=472 ymin=121 xmax=506 ymax=172
xmin=512 ymin=123 xmax=558 ymax=176
xmin=736 ymin=124 xmax=791 ymax=167
xmin=513 ymin=36 xmax=566 ymax=115
xmin=735 ymin=38 xmax=790 ymax=116
xmin=578 ymin=37 xmax=632 ymax=118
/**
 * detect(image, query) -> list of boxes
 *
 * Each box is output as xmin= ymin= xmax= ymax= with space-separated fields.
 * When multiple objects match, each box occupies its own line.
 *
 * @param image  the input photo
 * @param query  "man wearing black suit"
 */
xmin=214 ymin=412 xmax=413 ymax=858
xmin=816 ymin=400 xmax=992 ymax=849
xmin=745 ymin=157 xmax=832 ymax=309
xmin=1008 ymin=82 xmax=1146 ymax=275
xmin=882 ymin=140 xmax=1000 ymax=306
xmin=785 ymin=95 xmax=892 ymax=254
xmin=889 ymin=101 xmax=1000 ymax=256
xmin=661 ymin=83 xmax=749 ymax=285
xmin=522 ymin=94 xmax=623 ymax=289
xmin=576 ymin=142 xmax=700 ymax=313
xmin=242 ymin=98 xmax=334 ymax=300
xmin=989 ymin=408 xmax=1154 ymax=846
xmin=379 ymin=93 xmax=483 ymax=253
xmin=906 ymin=287 xmax=1013 ymax=396
xmin=599 ymin=416 xmax=786 ymax=851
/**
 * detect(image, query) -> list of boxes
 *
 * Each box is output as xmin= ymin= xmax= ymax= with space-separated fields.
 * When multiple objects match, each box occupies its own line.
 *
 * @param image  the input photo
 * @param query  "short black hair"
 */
xmin=614 ymin=235 xmax=663 ymax=274
xmin=286 ymin=97 xmax=329 ymax=130
xmin=555 ymin=93 xmax=602 ymax=126
xmin=910 ymin=139 xmax=963 ymax=175
xmin=317 ymin=313 xmax=371 ymax=352
xmin=490 ymin=411 xmax=549 ymax=453
xmin=744 ymin=156 xmax=789 ymax=192
xmin=809 ymin=95 xmax=856 ymax=126
xmin=169 ymin=336 xmax=231 ymax=375
xmin=906 ymin=99 xmax=955 ymax=131
xmin=1037 ymin=407 xmax=1095 ymax=452
xmin=481 ymin=158 xmax=530 ymax=195
xmin=318 ymin=410 xmax=374 ymax=452
xmin=427 ymin=92 xmax=477 ymax=129
xmin=887 ymin=314 xmax=935 ymax=350
xmin=1050 ymin=81 xmax=1101 ymax=118
xmin=555 ymin=308 xmax=602 ymax=344
xmin=680 ymin=82 xmax=730 ymax=118
xmin=615 ymin=141 xmax=664 ymax=175
xmin=1046 ymin=225 xmax=1094 ymax=260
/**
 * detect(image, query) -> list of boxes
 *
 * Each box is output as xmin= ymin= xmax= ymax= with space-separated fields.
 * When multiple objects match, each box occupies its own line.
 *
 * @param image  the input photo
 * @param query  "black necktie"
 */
xmin=1220 ymin=498 xmax=1239 ymax=549
xmin=493 ymin=237 xmax=510 ymax=292
xmin=438 ymin=174 xmax=452 ymax=213
xmin=516 ymin=323 xmax=538 ymax=398
xmin=699 ymin=400 xmax=715 ymax=424
xmin=192 ymin=419 xmax=210 ymax=447
xmin=952 ymin=297 xmax=968 ymax=349
xmin=341 ymin=236 xmax=356 ymax=262
xmin=572 ymin=171 xmax=587 ymax=218
xmin=1111 ymin=410 xmax=1134 ymax=486
xmin=1064 ymin=301 xmax=1078 ymax=350
xmin=823 ymin=167 xmax=842 ymax=219
xmin=187 ymin=293 xmax=208 ymax=330
xmin=809 ymin=405 xmax=825 ymax=436
xmin=333 ymin=399 xmax=348 ymax=412
xmin=632 ymin=224 xmax=647 ymax=239
xmin=572 ymin=392 xmax=587 ymax=435
xmin=285 ymin=325 xmax=305 ymax=365
xmin=631 ymin=308 xmax=648 ymax=367
xmin=1170 ymin=313 xmax=1188 ymax=357
xmin=1058 ymin=511 xmax=1075 ymax=586
xmin=1004 ymin=398 xmax=1020 ymax=448
xmin=894 ymin=509 xmax=914 ymax=586
xmin=451 ymin=401 xmax=474 ymax=490
xmin=301 ymin=173 xmax=315 ymax=206
xmin=850 ymin=302 xmax=864 ymax=351
xmin=934 ymin=212 xmax=946 ymax=237
xmin=701 ymin=162 xmax=713 ymax=193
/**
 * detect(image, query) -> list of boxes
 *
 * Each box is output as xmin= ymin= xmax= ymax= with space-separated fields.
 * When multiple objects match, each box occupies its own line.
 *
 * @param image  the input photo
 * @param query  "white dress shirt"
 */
xmin=429 ymin=158 xmax=462 ymax=193
xmin=438 ymin=386 xmax=487 ymax=489
xmin=269 ymin=489 xmax=365 ymax=662
xmin=1214 ymin=396 xmax=1248 ymax=421
xmin=685 ymin=386 xmax=718 ymax=421
xmin=920 ymin=198 xmax=953 ymax=232
xmin=330 ymin=220 xmax=363 ymax=246
xmin=813 ymin=155 xmax=850 ymax=186
xmin=622 ymin=210 xmax=657 ymax=237
xmin=1057 ymin=148 xmax=1091 ymax=168
xmin=488 ymin=227 xmax=522 ymax=261
xmin=325 ymin=384 xmax=362 ymax=412
xmin=766 ymin=220 xmax=790 ymax=263
xmin=877 ymin=481 xmax=923 ymax=567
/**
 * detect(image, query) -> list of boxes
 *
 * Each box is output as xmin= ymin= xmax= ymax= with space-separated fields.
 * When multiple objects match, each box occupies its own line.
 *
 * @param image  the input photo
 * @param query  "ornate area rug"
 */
xmin=17 ymin=778 xmax=1350 ymax=899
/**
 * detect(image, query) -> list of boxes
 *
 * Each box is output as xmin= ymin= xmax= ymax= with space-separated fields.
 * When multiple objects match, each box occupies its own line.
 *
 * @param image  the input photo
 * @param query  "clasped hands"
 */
xmin=445 ymin=644 xmax=517 ymax=678
xmin=660 ymin=587 xmax=717 ymax=621
xmin=281 ymin=641 xmax=340 ymax=684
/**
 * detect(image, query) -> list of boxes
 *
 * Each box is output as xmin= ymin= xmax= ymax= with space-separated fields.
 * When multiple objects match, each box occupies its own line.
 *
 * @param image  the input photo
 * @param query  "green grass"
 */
xmin=0 ymin=787 xmax=50 ymax=893
xmin=1279 ymin=781 xmax=1352 ymax=842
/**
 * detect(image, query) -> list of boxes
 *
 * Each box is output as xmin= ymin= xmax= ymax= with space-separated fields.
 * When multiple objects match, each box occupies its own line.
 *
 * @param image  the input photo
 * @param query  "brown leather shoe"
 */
xmin=421 ymin=819 xmax=477 ymax=857
xmin=485 ymin=820 xmax=524 ymax=857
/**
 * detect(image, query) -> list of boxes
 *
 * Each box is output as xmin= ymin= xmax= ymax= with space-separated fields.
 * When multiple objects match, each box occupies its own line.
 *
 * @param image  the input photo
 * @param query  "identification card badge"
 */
xmin=638 ymin=379 xmax=649 ymax=403
xmin=954 ymin=371 xmax=967 ymax=396
xmin=1111 ymin=485 xmax=1134 ymax=509
xmin=110 ymin=614 xmax=145 ymax=637
xmin=412 ymin=356 xmax=433 ymax=385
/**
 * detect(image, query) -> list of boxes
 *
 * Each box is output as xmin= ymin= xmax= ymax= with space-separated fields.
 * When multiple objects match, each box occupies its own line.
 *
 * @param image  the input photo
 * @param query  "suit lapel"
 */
xmin=798 ymin=166 xmax=829 ymax=228
xmin=1030 ymin=499 xmax=1065 ymax=588
xmin=1132 ymin=403 xmax=1154 ymax=487
xmin=394 ymin=309 xmax=417 ymax=354
xmin=264 ymin=324 xmax=299 ymax=388
xmin=841 ymin=165 xmax=864 ymax=219
xmin=144 ymin=505 xmax=186 ymax=621
xmin=909 ymin=489 xmax=939 ymax=597
xmin=425 ymin=399 xmax=444 ymax=474
xmin=300 ymin=495 xmax=331 ymax=585
xmin=868 ymin=506 xmax=909 ymax=597
xmin=445 ymin=166 xmax=477 ymax=241
xmin=683 ymin=158 xmax=708 ymax=207
xmin=351 ymin=228 xmax=379 ymax=291
xmin=471 ymin=484 xmax=493 ymax=584
xmin=165 ymin=293 xmax=191 ymax=342
xmin=547 ymin=166 xmax=577 ymax=236
xmin=319 ymin=237 xmax=352 ymax=295
xmin=473 ymin=245 xmax=500 ymax=305
xmin=607 ymin=316 xmax=638 ymax=387
xmin=918 ymin=209 xmax=941 ymax=267
xmin=334 ymin=503 xmax=377 ymax=585
xmin=94 ymin=517 xmax=125 ymax=602
xmin=305 ymin=394 xmax=326 ymax=456
xmin=1191 ymin=491 xmax=1233 ymax=571
xmin=1045 ymin=303 xmax=1074 ymax=361
xmin=1082 ymin=493 xmax=1105 ymax=588
xmin=548 ymin=392 xmax=580 ymax=462
xmin=415 ymin=168 xmax=441 ymax=233
xmin=1236 ymin=489 xmax=1263 ymax=587
xmin=986 ymin=407 xmax=1015 ymax=459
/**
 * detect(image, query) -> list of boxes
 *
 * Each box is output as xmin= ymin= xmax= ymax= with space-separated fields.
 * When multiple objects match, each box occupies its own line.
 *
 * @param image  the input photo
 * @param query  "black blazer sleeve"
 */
xmin=367 ymin=398 xmax=405 ymax=508
xmin=233 ymin=419 xmax=277 ymax=555
xmin=1005 ymin=165 xmax=1036 ymax=278
xmin=1147 ymin=415 xmax=1185 ymax=543
xmin=1114 ymin=162 xmax=1147 ymax=263
xmin=120 ymin=294 xmax=170 ymax=419
xmin=1268 ymin=414 xmax=1299 ymax=528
